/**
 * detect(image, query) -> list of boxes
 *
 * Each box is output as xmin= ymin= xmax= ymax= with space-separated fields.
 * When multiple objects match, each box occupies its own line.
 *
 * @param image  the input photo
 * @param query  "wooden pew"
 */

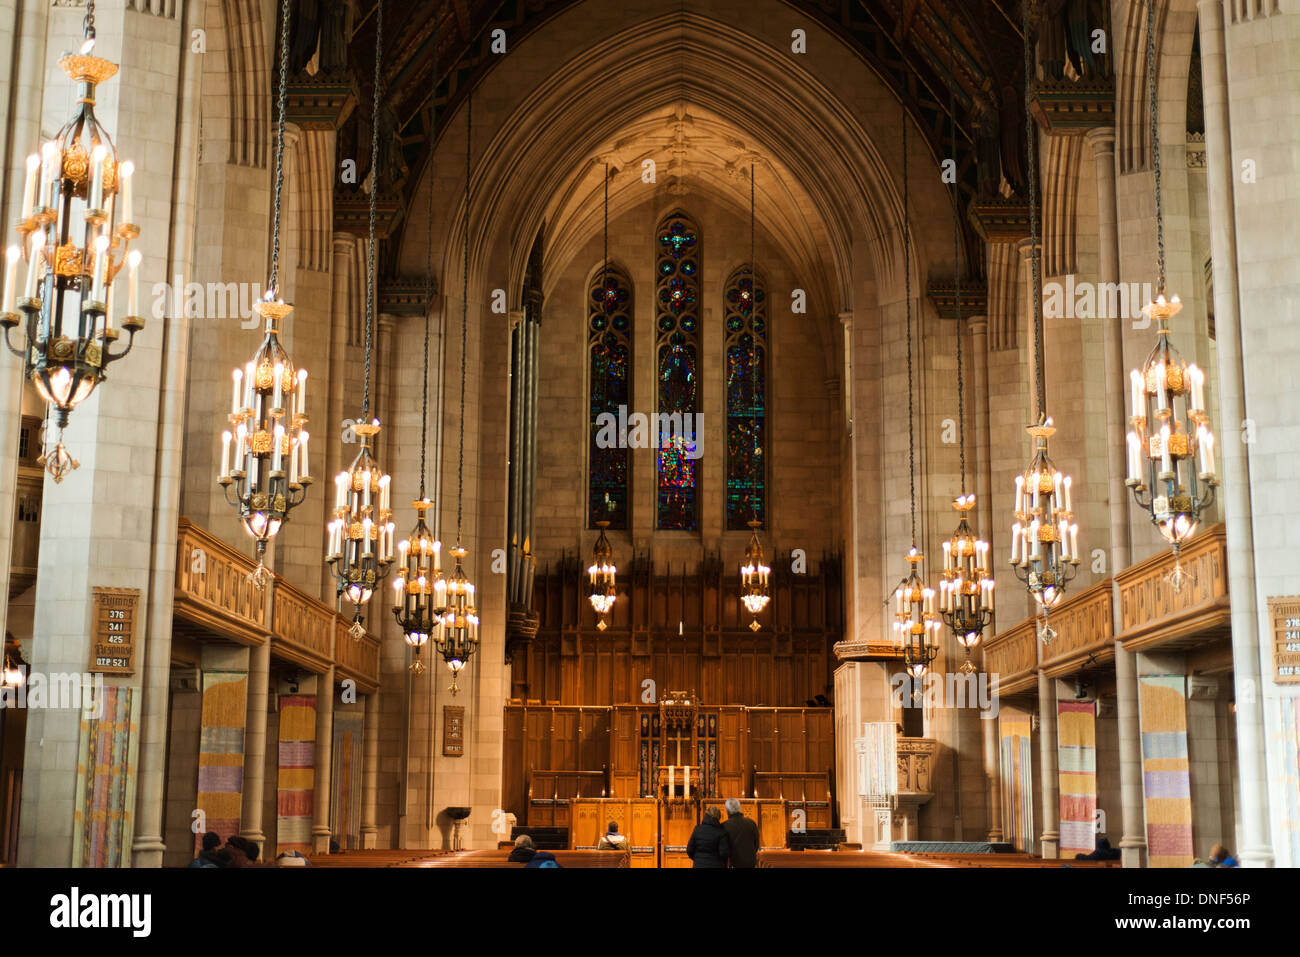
xmin=307 ymin=849 xmax=456 ymax=867
xmin=758 ymin=849 xmax=950 ymax=868
xmin=411 ymin=849 xmax=630 ymax=868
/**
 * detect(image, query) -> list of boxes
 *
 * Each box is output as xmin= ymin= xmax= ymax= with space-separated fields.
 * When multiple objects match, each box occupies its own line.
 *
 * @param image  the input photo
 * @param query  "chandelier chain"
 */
xmin=83 ymin=0 xmax=95 ymax=39
xmin=603 ymin=161 xmax=609 ymax=296
xmin=363 ymin=0 xmax=384 ymax=420
xmin=950 ymin=40 xmax=966 ymax=494
xmin=268 ymin=0 xmax=291 ymax=296
xmin=750 ymin=160 xmax=760 ymax=523
xmin=419 ymin=18 xmax=439 ymax=502
xmin=1022 ymin=0 xmax=1045 ymax=421
xmin=457 ymin=85 xmax=471 ymax=539
xmin=1145 ymin=0 xmax=1166 ymax=295
xmin=903 ymin=106 xmax=916 ymax=547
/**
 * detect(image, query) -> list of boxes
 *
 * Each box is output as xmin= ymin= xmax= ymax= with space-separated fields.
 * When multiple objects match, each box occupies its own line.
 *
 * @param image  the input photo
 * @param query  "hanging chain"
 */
xmin=603 ymin=161 xmax=609 ymax=298
xmin=1145 ymin=0 xmax=1166 ymax=295
xmin=457 ymin=85 xmax=471 ymax=540
xmin=268 ymin=0 xmax=291 ymax=297
xmin=750 ymin=160 xmax=760 ymax=523
xmin=951 ymin=39 xmax=966 ymax=495
xmin=83 ymin=0 xmax=95 ymax=39
xmin=903 ymin=106 xmax=916 ymax=548
xmin=363 ymin=0 xmax=384 ymax=419
xmin=1022 ymin=0 xmax=1045 ymax=421
xmin=419 ymin=19 xmax=439 ymax=502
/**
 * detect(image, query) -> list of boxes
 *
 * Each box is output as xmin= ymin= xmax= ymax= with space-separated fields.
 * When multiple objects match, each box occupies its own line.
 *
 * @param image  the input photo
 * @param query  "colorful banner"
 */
xmin=1278 ymin=695 xmax=1300 ymax=867
xmin=1057 ymin=699 xmax=1097 ymax=855
xmin=195 ymin=671 xmax=248 ymax=851
xmin=999 ymin=709 xmax=1034 ymax=853
xmin=1138 ymin=675 xmax=1194 ymax=867
xmin=331 ymin=712 xmax=365 ymax=849
xmin=73 ymin=685 xmax=140 ymax=867
xmin=276 ymin=694 xmax=316 ymax=855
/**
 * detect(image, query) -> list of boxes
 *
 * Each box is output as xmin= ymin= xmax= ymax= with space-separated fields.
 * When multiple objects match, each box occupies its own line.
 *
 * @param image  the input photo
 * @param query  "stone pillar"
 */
xmin=982 ymin=710 xmax=1003 ymax=842
xmin=361 ymin=689 xmax=379 ymax=848
xmin=239 ymin=629 xmax=272 ymax=853
xmin=968 ymin=315 xmax=994 ymax=590
xmin=1037 ymin=670 xmax=1059 ymax=858
xmin=322 ymin=234 xmax=357 ymax=603
xmin=311 ymin=665 xmax=336 ymax=853
xmin=1114 ymin=635 xmax=1147 ymax=867
xmin=1198 ymin=0 xmax=1272 ymax=869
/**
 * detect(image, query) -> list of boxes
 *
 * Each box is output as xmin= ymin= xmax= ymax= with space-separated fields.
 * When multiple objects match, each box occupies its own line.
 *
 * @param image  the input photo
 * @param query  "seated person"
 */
xmin=508 ymin=833 xmax=537 ymax=864
xmin=524 ymin=850 xmax=562 ymax=868
xmin=597 ymin=821 xmax=629 ymax=851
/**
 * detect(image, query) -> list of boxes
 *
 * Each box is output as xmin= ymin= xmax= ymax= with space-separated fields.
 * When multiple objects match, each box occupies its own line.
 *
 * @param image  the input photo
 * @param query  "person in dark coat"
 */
xmin=508 ymin=834 xmax=537 ymax=864
xmin=189 ymin=831 xmax=224 ymax=868
xmin=722 ymin=798 xmax=760 ymax=868
xmin=685 ymin=805 xmax=730 ymax=868
xmin=524 ymin=850 xmax=562 ymax=868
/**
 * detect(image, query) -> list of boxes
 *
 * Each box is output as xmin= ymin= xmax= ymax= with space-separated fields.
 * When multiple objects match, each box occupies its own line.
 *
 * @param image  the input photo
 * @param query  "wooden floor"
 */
xmin=308 ymin=848 xmax=1120 ymax=868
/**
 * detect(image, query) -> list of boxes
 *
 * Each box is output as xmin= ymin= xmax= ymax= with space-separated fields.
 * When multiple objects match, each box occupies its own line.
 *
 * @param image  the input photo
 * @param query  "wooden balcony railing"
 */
xmin=174 ymin=519 xmax=269 ymax=645
xmin=984 ymin=524 xmax=1230 ymax=685
xmin=1116 ymin=523 xmax=1229 ymax=651
xmin=271 ymin=577 xmax=335 ymax=673
xmin=172 ymin=518 xmax=380 ymax=690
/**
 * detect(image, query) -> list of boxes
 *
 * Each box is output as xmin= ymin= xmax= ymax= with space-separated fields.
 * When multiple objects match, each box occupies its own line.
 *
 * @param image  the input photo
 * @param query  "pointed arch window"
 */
xmin=588 ymin=263 xmax=633 ymax=528
xmin=655 ymin=212 xmax=700 ymax=531
xmin=724 ymin=264 xmax=767 ymax=530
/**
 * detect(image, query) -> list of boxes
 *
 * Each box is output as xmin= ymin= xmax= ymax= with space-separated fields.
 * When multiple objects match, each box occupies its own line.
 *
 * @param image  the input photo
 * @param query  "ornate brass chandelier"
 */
xmin=892 ymin=113 xmax=939 ymax=680
xmin=1010 ymin=3 xmax=1079 ymax=643
xmin=393 ymin=47 xmax=447 ymax=675
xmin=1 ymin=2 xmax=145 ymax=482
xmin=738 ymin=162 xmax=770 ymax=630
xmin=588 ymin=520 xmax=617 ymax=630
xmin=1125 ymin=0 xmax=1217 ymax=592
xmin=587 ymin=165 xmax=617 ymax=632
xmin=937 ymin=53 xmax=992 ymax=673
xmin=218 ymin=0 xmax=310 ymax=588
xmin=328 ymin=0 xmax=394 ymax=638
xmin=434 ymin=79 xmax=479 ymax=693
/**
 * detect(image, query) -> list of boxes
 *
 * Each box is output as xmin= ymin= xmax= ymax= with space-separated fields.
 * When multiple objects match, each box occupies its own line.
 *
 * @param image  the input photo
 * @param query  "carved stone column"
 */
xmin=239 ymin=598 xmax=273 ymax=854
xmin=982 ymin=711 xmax=1003 ymax=842
xmin=311 ymin=665 xmax=336 ymax=853
xmin=361 ymin=689 xmax=379 ymax=848
xmin=1037 ymin=670 xmax=1059 ymax=858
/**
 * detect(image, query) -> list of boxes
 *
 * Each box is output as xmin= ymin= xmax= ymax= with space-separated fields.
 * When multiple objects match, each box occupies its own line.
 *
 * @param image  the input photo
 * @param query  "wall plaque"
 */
xmin=90 ymin=587 xmax=140 ymax=675
xmin=1267 ymin=596 xmax=1300 ymax=685
xmin=443 ymin=705 xmax=465 ymax=757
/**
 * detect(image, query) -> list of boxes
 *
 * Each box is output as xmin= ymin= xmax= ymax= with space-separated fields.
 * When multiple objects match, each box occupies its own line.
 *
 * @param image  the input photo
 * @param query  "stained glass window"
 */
xmin=588 ymin=263 xmax=632 ymax=528
xmin=724 ymin=264 xmax=766 ymax=529
xmin=655 ymin=213 xmax=700 ymax=530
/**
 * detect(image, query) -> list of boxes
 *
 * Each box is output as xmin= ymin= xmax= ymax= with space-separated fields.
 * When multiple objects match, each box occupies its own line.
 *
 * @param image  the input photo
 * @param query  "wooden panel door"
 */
xmin=776 ymin=709 xmax=805 ymax=771
xmin=748 ymin=710 xmax=776 ymax=773
xmin=630 ymin=799 xmax=659 ymax=868
xmin=716 ymin=708 xmax=746 ymax=798
xmin=571 ymin=799 xmax=601 ymax=847
xmin=611 ymin=707 xmax=639 ymax=798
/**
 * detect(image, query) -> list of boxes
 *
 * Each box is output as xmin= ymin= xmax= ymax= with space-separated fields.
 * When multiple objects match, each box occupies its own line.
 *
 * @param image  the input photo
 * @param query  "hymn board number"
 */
xmin=1268 ymin=596 xmax=1300 ymax=684
xmin=90 ymin=587 xmax=141 ymax=675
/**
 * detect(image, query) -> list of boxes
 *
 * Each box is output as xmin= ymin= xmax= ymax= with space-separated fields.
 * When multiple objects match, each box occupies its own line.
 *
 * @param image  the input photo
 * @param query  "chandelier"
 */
xmin=738 ymin=161 xmax=770 ymax=630
xmin=1 ymin=3 xmax=145 ymax=482
xmin=393 ymin=63 xmax=446 ymax=675
xmin=1125 ymin=0 xmax=1217 ymax=593
xmin=1010 ymin=3 xmax=1079 ymax=644
xmin=219 ymin=0 xmax=309 ymax=587
xmin=588 ymin=519 xmax=617 ymax=630
xmin=937 ymin=44 xmax=992 ymax=674
xmin=892 ymin=110 xmax=938 ymax=680
xmin=328 ymin=0 xmax=393 ymax=638
xmin=434 ymin=72 xmax=479 ymax=693
xmin=587 ymin=166 xmax=617 ymax=632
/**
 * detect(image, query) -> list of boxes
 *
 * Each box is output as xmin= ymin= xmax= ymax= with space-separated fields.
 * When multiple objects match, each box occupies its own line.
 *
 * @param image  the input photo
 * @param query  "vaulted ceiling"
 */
xmin=293 ymin=1 xmax=1100 ymax=277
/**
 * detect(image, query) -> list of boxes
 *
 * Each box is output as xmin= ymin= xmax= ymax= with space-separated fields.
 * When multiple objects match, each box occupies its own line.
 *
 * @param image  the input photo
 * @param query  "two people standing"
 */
xmin=685 ymin=798 xmax=760 ymax=868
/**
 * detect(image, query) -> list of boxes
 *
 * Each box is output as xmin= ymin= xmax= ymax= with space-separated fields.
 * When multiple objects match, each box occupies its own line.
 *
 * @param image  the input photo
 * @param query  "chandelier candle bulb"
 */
xmin=1070 ymin=524 xmax=1079 ymax=560
xmin=1053 ymin=471 xmax=1063 ymax=511
xmin=1063 ymin=475 xmax=1072 ymax=514
xmin=2 ymin=246 xmax=19 ymax=314
xmin=362 ymin=518 xmax=373 ymax=557
xmin=298 ymin=431 xmax=308 ymax=481
xmin=39 ymin=142 xmax=59 ymax=210
xmin=296 ymin=368 xmax=306 ymax=414
xmin=104 ymin=280 xmax=114 ymax=337
xmin=1156 ymin=362 xmax=1168 ymax=412
xmin=88 ymin=145 xmax=107 ymax=214
xmin=1190 ymin=365 xmax=1204 ymax=412
xmin=1160 ymin=424 xmax=1173 ymax=475
xmin=1029 ymin=519 xmax=1040 ymax=559
xmin=24 ymin=230 xmax=44 ymax=299
xmin=119 ymin=161 xmax=133 ymax=225
xmin=21 ymin=155 xmax=39 ymax=220
xmin=220 ymin=430 xmax=231 ymax=477
xmin=235 ymin=422 xmax=247 ymax=466
xmin=272 ymin=423 xmax=284 ymax=473
xmin=272 ymin=361 xmax=284 ymax=412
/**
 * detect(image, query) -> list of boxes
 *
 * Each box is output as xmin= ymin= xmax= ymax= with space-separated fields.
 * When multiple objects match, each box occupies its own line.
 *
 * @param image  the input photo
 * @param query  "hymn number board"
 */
xmin=1268 ymin=596 xmax=1300 ymax=685
xmin=90 ymin=587 xmax=140 ymax=675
